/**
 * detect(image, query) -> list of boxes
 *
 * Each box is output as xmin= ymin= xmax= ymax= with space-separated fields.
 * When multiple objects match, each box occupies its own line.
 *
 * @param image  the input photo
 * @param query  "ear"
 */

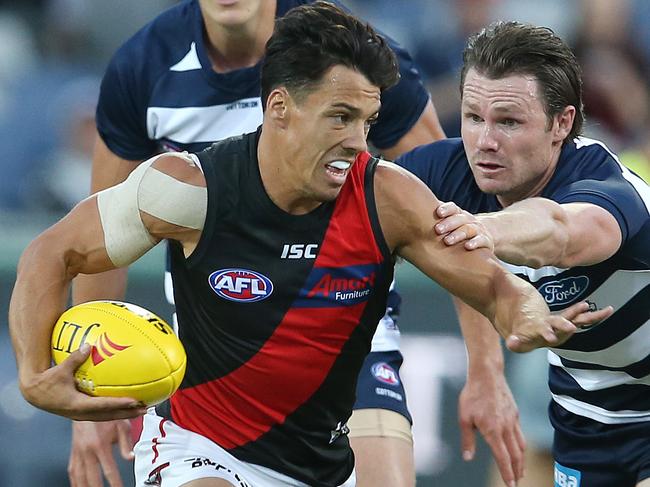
xmin=266 ymin=87 xmax=291 ymax=128
xmin=553 ymin=105 xmax=576 ymax=143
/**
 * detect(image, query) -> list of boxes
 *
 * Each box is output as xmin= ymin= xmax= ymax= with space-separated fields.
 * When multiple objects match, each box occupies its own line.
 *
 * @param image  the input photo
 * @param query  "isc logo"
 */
xmin=209 ymin=268 xmax=274 ymax=302
xmin=371 ymin=362 xmax=400 ymax=386
xmin=281 ymin=243 xmax=318 ymax=259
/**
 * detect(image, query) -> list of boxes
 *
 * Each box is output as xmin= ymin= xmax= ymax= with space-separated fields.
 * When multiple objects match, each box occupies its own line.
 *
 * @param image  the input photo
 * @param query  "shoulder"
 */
xmin=395 ymin=138 xmax=467 ymax=188
xmin=552 ymin=137 xmax=650 ymax=241
xmin=373 ymin=159 xmax=441 ymax=251
xmin=374 ymin=159 xmax=439 ymax=218
xmin=150 ymin=152 xmax=206 ymax=188
xmin=551 ymin=137 xmax=647 ymax=198
xmin=397 ymin=138 xmax=465 ymax=166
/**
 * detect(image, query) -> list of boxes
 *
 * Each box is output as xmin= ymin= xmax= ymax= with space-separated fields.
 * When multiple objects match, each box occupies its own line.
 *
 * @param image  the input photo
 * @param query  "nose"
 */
xmin=476 ymin=123 xmax=499 ymax=152
xmin=341 ymin=122 xmax=369 ymax=154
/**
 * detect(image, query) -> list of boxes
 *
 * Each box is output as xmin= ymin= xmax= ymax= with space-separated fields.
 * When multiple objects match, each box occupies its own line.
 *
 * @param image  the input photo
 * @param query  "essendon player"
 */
xmin=10 ymin=5 xmax=580 ymax=487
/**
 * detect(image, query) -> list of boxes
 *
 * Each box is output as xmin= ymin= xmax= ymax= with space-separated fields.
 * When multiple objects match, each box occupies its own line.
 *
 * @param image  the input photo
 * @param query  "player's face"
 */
xmin=283 ymin=65 xmax=380 ymax=207
xmin=461 ymin=68 xmax=565 ymax=206
xmin=198 ymin=0 xmax=264 ymax=27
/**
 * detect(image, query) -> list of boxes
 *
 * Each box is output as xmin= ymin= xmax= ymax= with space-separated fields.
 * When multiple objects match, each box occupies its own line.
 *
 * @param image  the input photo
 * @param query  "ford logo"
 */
xmin=208 ymin=268 xmax=274 ymax=303
xmin=539 ymin=276 xmax=589 ymax=306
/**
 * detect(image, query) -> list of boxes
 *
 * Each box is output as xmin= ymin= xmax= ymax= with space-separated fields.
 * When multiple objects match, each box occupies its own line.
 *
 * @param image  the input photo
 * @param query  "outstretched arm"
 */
xmin=9 ymin=152 xmax=206 ymax=420
xmin=435 ymin=198 xmax=622 ymax=269
xmin=374 ymin=162 xmax=576 ymax=352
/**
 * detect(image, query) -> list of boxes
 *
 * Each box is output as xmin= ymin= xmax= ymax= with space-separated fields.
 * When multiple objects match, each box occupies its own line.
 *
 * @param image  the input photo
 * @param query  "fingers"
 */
xmin=465 ymin=235 xmax=492 ymax=251
xmin=61 ymin=343 xmax=92 ymax=372
xmin=116 ymin=419 xmax=136 ymax=460
xmin=71 ymin=396 xmax=147 ymax=421
xmin=435 ymin=213 xmax=472 ymax=237
xmin=506 ymin=428 xmax=525 ymax=482
xmin=70 ymin=420 xmax=126 ymax=487
xmin=98 ymin=449 xmax=124 ymax=487
xmin=561 ymin=301 xmax=614 ymax=327
xmin=487 ymin=439 xmax=517 ymax=487
xmin=436 ymin=201 xmax=462 ymax=218
xmin=507 ymin=316 xmax=578 ymax=353
xmin=514 ymin=426 xmax=527 ymax=478
xmin=84 ymin=451 xmax=105 ymax=487
xmin=459 ymin=418 xmax=476 ymax=462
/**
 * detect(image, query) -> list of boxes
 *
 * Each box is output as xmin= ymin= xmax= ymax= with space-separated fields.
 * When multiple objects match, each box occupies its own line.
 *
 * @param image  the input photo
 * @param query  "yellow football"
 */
xmin=51 ymin=301 xmax=186 ymax=406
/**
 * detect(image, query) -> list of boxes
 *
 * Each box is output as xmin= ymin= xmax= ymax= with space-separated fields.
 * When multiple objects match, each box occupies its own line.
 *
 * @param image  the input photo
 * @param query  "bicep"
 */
xmin=563 ymin=202 xmax=622 ymax=266
xmin=96 ymin=153 xmax=207 ymax=266
xmin=376 ymin=163 xmax=500 ymax=313
xmin=39 ymin=196 xmax=117 ymax=277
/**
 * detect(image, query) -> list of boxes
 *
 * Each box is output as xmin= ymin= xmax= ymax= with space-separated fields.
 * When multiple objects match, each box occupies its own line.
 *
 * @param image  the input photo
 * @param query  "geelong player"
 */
xmin=398 ymin=21 xmax=650 ymax=487
xmin=10 ymin=5 xmax=582 ymax=487
xmin=67 ymin=1 xmax=525 ymax=486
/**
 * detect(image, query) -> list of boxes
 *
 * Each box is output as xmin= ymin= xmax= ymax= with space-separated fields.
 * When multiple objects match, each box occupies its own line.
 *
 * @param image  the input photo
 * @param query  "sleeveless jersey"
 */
xmin=159 ymin=131 xmax=394 ymax=486
xmin=95 ymin=0 xmax=425 ymax=353
xmin=397 ymin=137 xmax=650 ymax=425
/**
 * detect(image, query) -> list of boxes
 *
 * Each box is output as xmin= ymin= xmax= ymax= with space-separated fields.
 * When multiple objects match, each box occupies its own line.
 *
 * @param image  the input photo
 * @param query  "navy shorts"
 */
xmin=352 ymin=350 xmax=412 ymax=423
xmin=550 ymin=401 xmax=650 ymax=486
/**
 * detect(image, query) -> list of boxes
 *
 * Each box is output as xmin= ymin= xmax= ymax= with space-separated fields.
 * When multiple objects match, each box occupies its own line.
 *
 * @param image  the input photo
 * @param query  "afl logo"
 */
xmin=371 ymin=362 xmax=399 ymax=386
xmin=208 ymin=268 xmax=274 ymax=303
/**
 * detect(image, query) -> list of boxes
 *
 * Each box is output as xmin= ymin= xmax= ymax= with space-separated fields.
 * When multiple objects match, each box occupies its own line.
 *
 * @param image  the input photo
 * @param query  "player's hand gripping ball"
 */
xmin=51 ymin=301 xmax=186 ymax=406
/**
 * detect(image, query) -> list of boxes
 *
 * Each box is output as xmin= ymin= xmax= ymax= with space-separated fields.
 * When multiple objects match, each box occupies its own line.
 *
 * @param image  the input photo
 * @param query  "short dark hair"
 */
xmin=260 ymin=1 xmax=399 ymax=109
xmin=461 ymin=21 xmax=585 ymax=141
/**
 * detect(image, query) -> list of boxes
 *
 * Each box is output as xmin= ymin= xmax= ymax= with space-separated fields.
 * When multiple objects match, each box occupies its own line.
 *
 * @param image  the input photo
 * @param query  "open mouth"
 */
xmin=477 ymin=162 xmax=504 ymax=172
xmin=325 ymin=160 xmax=352 ymax=179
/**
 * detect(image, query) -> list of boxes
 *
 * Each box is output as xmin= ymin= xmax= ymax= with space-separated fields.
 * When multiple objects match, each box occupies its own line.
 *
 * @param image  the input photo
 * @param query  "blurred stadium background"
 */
xmin=1 ymin=0 xmax=649 ymax=485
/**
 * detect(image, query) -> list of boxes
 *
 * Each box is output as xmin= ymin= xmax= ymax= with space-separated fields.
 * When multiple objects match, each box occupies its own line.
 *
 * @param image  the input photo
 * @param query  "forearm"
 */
xmin=480 ymin=198 xmax=569 ymax=268
xmin=9 ymin=236 xmax=72 ymax=391
xmin=454 ymin=297 xmax=504 ymax=378
xmin=72 ymin=268 xmax=128 ymax=305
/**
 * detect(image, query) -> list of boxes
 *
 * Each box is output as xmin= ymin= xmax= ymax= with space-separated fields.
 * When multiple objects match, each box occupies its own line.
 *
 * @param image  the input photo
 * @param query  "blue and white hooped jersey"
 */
xmin=397 ymin=136 xmax=650 ymax=425
xmin=95 ymin=0 xmax=430 ymax=160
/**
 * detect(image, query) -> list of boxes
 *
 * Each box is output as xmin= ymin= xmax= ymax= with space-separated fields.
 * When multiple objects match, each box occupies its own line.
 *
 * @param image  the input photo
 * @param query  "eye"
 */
xmin=364 ymin=117 xmax=378 ymax=132
xmin=465 ymin=113 xmax=482 ymax=123
xmin=332 ymin=113 xmax=349 ymax=125
xmin=500 ymin=118 xmax=519 ymax=127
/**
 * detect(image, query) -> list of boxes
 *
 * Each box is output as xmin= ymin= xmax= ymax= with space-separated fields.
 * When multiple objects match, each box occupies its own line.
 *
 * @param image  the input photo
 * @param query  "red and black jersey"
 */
xmin=158 ymin=130 xmax=394 ymax=486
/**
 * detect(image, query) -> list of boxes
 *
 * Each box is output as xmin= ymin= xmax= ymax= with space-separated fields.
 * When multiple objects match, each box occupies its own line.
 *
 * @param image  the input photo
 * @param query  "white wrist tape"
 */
xmin=97 ymin=153 xmax=207 ymax=267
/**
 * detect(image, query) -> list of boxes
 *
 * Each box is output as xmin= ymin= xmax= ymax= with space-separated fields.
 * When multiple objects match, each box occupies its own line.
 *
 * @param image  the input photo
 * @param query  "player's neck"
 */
xmin=203 ymin=1 xmax=276 ymax=73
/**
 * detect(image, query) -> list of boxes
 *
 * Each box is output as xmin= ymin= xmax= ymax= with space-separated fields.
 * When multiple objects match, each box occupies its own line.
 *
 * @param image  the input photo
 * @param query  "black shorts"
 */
xmin=551 ymin=401 xmax=650 ymax=487
xmin=352 ymin=350 xmax=412 ymax=423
